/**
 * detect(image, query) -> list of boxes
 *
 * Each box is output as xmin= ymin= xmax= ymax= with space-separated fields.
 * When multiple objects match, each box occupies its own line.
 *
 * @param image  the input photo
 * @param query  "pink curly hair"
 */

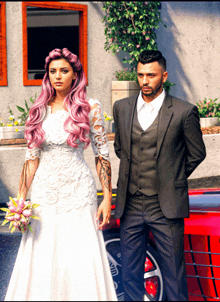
xmin=25 ymin=48 xmax=91 ymax=149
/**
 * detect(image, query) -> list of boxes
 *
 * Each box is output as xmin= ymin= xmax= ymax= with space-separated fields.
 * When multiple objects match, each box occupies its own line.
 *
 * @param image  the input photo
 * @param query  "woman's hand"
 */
xmin=96 ymin=197 xmax=111 ymax=230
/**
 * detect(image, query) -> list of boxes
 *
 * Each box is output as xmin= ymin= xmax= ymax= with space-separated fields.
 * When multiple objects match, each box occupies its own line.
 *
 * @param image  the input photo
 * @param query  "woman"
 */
xmin=5 ymin=48 xmax=117 ymax=301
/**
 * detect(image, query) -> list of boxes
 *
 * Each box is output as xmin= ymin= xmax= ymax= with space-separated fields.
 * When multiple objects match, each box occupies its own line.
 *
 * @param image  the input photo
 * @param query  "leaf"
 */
xmin=1 ymin=219 xmax=9 ymax=226
xmin=11 ymin=226 xmax=16 ymax=234
xmin=20 ymin=225 xmax=24 ymax=233
xmin=16 ymin=106 xmax=25 ymax=113
xmin=30 ymin=215 xmax=41 ymax=220
xmin=9 ymin=221 xmax=14 ymax=229
xmin=25 ymin=100 xmax=29 ymax=111
xmin=32 ymin=204 xmax=40 ymax=209
xmin=21 ymin=214 xmax=27 ymax=222
xmin=27 ymin=224 xmax=33 ymax=233
xmin=6 ymin=213 xmax=15 ymax=217
xmin=9 ymin=197 xmax=17 ymax=207
xmin=0 ymin=208 xmax=10 ymax=212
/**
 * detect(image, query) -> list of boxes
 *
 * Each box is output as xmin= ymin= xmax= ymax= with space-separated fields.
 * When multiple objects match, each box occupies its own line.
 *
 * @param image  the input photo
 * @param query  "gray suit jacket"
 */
xmin=113 ymin=92 xmax=206 ymax=219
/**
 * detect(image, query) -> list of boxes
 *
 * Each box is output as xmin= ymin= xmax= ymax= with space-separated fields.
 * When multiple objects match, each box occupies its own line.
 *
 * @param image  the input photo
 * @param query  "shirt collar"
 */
xmin=137 ymin=89 xmax=165 ymax=113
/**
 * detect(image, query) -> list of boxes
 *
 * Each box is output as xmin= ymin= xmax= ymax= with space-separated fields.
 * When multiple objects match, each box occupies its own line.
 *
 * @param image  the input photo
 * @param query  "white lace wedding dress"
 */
xmin=5 ymin=99 xmax=117 ymax=301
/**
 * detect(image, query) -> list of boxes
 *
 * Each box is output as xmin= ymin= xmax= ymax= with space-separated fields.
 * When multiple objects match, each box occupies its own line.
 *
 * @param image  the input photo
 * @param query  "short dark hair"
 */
xmin=138 ymin=50 xmax=166 ymax=71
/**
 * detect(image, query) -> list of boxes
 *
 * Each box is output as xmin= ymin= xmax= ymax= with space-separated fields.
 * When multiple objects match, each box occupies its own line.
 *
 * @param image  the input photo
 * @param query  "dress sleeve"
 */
xmin=25 ymin=147 xmax=41 ymax=161
xmin=88 ymin=98 xmax=110 ymax=161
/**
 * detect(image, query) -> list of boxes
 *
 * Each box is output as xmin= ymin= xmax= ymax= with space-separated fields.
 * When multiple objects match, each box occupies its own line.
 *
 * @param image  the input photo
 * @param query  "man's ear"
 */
xmin=163 ymin=71 xmax=168 ymax=83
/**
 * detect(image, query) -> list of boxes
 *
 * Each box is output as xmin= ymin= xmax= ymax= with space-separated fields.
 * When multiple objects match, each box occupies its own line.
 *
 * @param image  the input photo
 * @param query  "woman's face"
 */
xmin=49 ymin=58 xmax=77 ymax=95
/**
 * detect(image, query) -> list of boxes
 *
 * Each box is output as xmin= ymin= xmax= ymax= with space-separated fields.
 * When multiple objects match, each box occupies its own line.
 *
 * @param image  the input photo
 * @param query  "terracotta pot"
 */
xmin=112 ymin=81 xmax=140 ymax=106
xmin=0 ymin=126 xmax=25 ymax=139
xmin=200 ymin=117 xmax=219 ymax=128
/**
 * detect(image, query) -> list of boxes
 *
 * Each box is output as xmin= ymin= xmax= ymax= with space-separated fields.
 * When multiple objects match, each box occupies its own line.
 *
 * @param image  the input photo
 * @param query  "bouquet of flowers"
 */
xmin=0 ymin=196 xmax=40 ymax=234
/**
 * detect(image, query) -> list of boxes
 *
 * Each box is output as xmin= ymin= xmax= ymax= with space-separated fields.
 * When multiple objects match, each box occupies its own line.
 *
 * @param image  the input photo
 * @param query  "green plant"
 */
xmin=102 ymin=1 xmax=166 ymax=67
xmin=103 ymin=112 xmax=113 ymax=121
xmin=163 ymin=80 xmax=176 ymax=94
xmin=0 ymin=95 xmax=37 ymax=127
xmin=16 ymin=94 xmax=37 ymax=125
xmin=115 ymin=68 xmax=138 ymax=82
xmin=196 ymin=98 xmax=220 ymax=118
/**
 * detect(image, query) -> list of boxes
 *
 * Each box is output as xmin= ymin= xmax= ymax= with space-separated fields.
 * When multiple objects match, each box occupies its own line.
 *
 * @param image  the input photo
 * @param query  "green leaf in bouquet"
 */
xmin=1 ymin=219 xmax=9 ymax=226
xmin=32 ymin=204 xmax=40 ymax=209
xmin=27 ymin=224 xmax=33 ymax=233
xmin=20 ymin=225 xmax=24 ymax=233
xmin=9 ymin=197 xmax=17 ymax=207
xmin=9 ymin=221 xmax=14 ymax=229
xmin=30 ymin=215 xmax=41 ymax=220
xmin=6 ymin=213 xmax=15 ymax=217
xmin=11 ymin=226 xmax=16 ymax=234
xmin=0 ymin=208 xmax=10 ymax=212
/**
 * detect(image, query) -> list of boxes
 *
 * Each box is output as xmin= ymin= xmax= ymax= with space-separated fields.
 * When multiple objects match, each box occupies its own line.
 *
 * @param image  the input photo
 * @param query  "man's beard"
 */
xmin=141 ymin=78 xmax=164 ymax=97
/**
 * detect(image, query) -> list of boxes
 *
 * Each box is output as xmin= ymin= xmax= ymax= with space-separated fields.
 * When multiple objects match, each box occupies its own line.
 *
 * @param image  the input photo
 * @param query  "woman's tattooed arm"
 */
xmin=96 ymin=156 xmax=111 ymax=191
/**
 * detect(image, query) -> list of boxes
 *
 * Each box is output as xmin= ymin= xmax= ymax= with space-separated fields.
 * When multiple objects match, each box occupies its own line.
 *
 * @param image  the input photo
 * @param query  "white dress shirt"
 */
xmin=137 ymin=89 xmax=165 ymax=131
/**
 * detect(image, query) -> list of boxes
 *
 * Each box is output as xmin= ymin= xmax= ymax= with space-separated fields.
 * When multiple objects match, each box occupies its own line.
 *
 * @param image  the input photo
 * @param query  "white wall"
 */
xmin=156 ymin=1 xmax=220 ymax=103
xmin=0 ymin=1 xmax=124 ymax=123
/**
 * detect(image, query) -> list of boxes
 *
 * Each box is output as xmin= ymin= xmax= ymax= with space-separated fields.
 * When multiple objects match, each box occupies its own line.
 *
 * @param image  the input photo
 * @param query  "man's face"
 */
xmin=137 ymin=61 xmax=168 ymax=102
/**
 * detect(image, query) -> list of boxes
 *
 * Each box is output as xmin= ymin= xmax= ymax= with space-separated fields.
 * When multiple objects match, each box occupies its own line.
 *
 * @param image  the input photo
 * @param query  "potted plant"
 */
xmin=196 ymin=98 xmax=220 ymax=128
xmin=112 ymin=68 xmax=176 ymax=106
xmin=0 ymin=95 xmax=36 ymax=140
xmin=102 ymin=2 xmax=176 ymax=105
xmin=103 ymin=112 xmax=114 ymax=134
xmin=0 ymin=113 xmax=25 ymax=140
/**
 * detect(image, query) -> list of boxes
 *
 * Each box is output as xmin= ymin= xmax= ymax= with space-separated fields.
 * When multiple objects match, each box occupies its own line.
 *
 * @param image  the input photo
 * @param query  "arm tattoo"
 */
xmin=99 ymin=158 xmax=111 ymax=191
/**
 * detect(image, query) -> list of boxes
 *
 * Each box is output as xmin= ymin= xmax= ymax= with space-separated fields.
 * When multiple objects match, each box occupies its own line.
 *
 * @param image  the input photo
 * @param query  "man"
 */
xmin=113 ymin=50 xmax=206 ymax=301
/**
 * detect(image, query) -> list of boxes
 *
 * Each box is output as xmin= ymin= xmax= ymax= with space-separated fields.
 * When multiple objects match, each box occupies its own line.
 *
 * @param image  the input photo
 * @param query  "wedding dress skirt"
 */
xmin=4 ymin=99 xmax=117 ymax=301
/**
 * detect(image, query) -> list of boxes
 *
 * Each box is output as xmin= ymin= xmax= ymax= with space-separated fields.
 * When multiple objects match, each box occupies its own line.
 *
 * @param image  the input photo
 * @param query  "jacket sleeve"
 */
xmin=113 ymin=101 xmax=121 ymax=159
xmin=183 ymin=105 xmax=206 ymax=177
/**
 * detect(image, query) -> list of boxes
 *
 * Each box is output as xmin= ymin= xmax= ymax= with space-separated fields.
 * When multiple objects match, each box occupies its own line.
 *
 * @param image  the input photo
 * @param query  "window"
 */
xmin=0 ymin=2 xmax=7 ymax=86
xmin=22 ymin=1 xmax=87 ymax=86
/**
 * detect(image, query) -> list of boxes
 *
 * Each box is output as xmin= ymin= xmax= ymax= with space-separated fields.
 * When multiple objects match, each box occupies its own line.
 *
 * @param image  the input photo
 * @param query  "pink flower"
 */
xmin=13 ymin=221 xmax=20 ymax=228
xmin=132 ymin=32 xmax=135 ymax=35
xmin=123 ymin=30 xmax=126 ymax=34
xmin=110 ymin=38 xmax=114 ymax=42
xmin=136 ymin=44 xmax=140 ymax=48
xmin=9 ymin=205 xmax=17 ymax=213
xmin=206 ymin=114 xmax=209 ymax=117
xmin=18 ymin=199 xmax=25 ymax=208
xmin=22 ymin=209 xmax=32 ymax=217
xmin=148 ymin=31 xmax=150 ymax=34
xmin=15 ymin=213 xmax=21 ymax=220
xmin=6 ymin=215 xmax=16 ymax=221
xmin=143 ymin=31 xmax=146 ymax=35
xmin=145 ymin=2 xmax=148 ymax=4
xmin=131 ymin=14 xmax=134 ymax=17
xmin=145 ymin=37 xmax=150 ymax=41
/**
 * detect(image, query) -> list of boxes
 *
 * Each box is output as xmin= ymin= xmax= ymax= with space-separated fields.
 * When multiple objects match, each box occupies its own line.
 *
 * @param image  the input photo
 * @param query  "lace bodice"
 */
xmin=25 ymin=98 xmax=109 ymax=161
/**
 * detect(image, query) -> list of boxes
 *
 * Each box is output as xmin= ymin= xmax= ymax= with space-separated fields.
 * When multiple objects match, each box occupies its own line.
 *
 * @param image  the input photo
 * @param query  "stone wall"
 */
xmin=0 ymin=134 xmax=219 ymax=203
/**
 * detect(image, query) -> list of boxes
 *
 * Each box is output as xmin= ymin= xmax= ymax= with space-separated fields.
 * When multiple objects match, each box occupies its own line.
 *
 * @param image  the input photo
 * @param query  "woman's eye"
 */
xmin=62 ymin=70 xmax=68 ymax=73
xmin=50 ymin=70 xmax=55 ymax=74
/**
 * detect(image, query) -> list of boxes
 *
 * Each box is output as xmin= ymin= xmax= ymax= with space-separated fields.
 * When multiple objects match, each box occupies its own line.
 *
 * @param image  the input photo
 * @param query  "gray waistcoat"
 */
xmin=128 ymin=105 xmax=159 ymax=196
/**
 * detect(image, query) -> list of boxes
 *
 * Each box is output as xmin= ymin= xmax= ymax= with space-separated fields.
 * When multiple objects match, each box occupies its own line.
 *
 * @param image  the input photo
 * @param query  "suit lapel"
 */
xmin=156 ymin=94 xmax=173 ymax=160
xmin=125 ymin=93 xmax=139 ymax=156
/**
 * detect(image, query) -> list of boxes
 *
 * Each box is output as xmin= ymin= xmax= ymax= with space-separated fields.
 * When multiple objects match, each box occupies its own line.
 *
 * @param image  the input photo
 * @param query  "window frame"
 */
xmin=0 ymin=1 xmax=7 ymax=86
xmin=22 ymin=1 xmax=88 ymax=86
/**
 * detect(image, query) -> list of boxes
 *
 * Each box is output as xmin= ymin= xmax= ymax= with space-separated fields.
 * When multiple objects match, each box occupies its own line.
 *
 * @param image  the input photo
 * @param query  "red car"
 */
xmin=100 ymin=188 xmax=220 ymax=301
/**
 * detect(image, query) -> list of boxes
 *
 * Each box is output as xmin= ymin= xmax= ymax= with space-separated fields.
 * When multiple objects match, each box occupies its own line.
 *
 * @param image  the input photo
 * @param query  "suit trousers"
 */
xmin=120 ymin=193 xmax=189 ymax=301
